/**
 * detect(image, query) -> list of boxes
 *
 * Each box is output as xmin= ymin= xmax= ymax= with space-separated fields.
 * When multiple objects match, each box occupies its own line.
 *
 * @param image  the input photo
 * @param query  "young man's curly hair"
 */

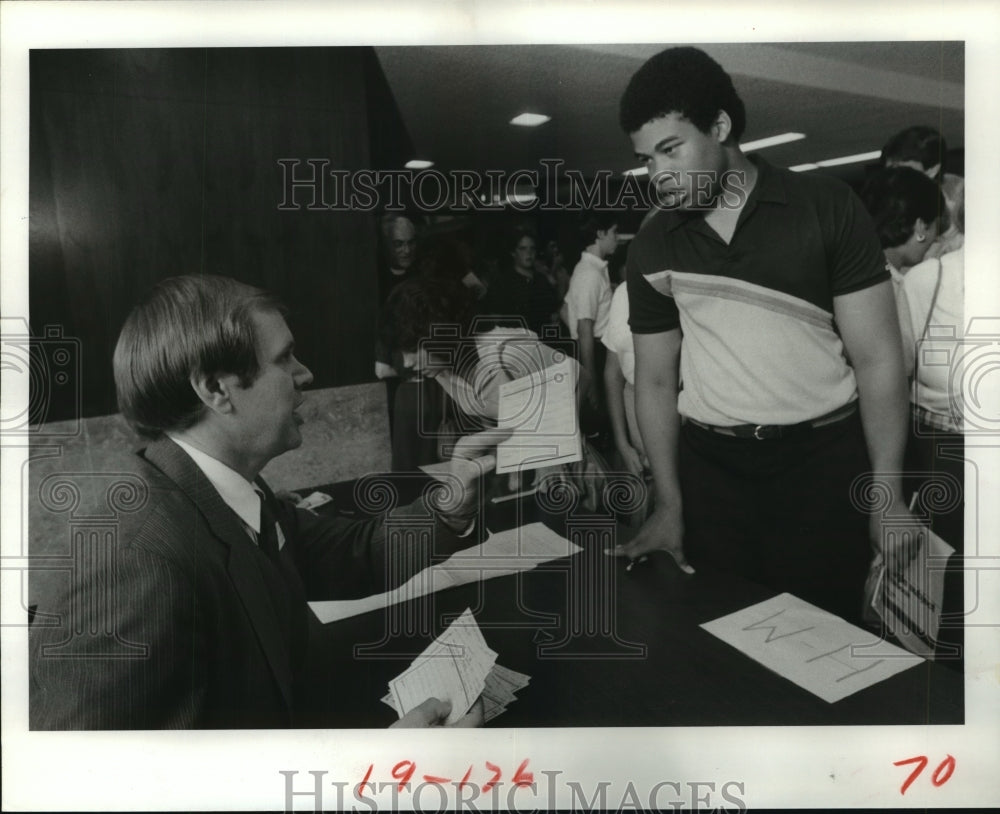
xmin=619 ymin=46 xmax=746 ymax=140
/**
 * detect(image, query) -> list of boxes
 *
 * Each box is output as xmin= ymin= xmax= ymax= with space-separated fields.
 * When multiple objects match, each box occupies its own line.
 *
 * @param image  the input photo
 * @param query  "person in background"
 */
xmin=379 ymin=213 xmax=419 ymax=301
xmin=601 ymin=281 xmax=644 ymax=476
xmin=615 ymin=46 xmax=922 ymax=624
xmin=481 ymin=228 xmax=562 ymax=339
xmin=30 ymin=274 xmax=500 ymax=729
xmin=602 ymin=280 xmax=653 ymax=525
xmin=375 ymin=214 xmax=421 ymax=434
xmin=880 ymin=125 xmax=964 ymax=263
xmin=382 ymin=277 xmax=611 ymax=509
xmin=860 ymin=166 xmax=946 ymax=374
xmin=899 ymin=194 xmax=965 ymax=664
xmin=564 ymin=213 xmax=619 ymax=445
xmin=536 ymin=237 xmax=571 ymax=304
xmin=379 ymin=274 xmax=478 ymax=470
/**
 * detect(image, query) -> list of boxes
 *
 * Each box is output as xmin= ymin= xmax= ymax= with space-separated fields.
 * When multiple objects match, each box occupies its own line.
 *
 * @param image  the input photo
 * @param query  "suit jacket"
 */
xmin=29 ymin=437 xmax=465 ymax=729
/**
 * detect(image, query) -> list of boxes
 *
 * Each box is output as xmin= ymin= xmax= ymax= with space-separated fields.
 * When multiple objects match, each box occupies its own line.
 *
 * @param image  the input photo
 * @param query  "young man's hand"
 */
xmin=869 ymin=497 xmax=924 ymax=573
xmin=607 ymin=504 xmax=694 ymax=574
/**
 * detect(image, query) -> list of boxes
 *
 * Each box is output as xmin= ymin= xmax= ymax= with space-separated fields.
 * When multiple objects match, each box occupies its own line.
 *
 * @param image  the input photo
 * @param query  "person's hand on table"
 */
xmin=429 ymin=428 xmax=513 ymax=533
xmin=607 ymin=503 xmax=694 ymax=574
xmin=390 ymin=696 xmax=485 ymax=728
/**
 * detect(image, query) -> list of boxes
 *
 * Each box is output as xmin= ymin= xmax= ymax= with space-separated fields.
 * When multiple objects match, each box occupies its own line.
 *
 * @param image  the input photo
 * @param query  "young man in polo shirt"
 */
xmin=612 ymin=47 xmax=921 ymax=623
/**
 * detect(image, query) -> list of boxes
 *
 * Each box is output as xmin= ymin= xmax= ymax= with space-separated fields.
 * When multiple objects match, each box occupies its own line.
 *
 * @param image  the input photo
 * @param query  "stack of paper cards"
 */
xmin=381 ymin=608 xmax=530 ymax=724
xmin=868 ymin=527 xmax=955 ymax=658
xmin=479 ymin=664 xmax=530 ymax=722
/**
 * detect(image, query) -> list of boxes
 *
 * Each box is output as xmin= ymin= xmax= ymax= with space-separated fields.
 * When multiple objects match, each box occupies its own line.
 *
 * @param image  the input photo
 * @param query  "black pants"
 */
xmin=680 ymin=411 xmax=872 ymax=626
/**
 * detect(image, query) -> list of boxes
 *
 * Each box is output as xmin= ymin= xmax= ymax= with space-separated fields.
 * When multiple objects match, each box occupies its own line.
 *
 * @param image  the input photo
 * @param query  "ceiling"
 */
xmin=373 ymin=41 xmax=964 ymax=188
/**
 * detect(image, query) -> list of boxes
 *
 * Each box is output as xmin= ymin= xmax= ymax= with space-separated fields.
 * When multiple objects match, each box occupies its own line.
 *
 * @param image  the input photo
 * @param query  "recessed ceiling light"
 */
xmin=405 ymin=159 xmax=434 ymax=169
xmin=623 ymin=166 xmax=649 ymax=176
xmin=509 ymin=113 xmax=551 ymax=127
xmin=816 ymin=150 xmax=882 ymax=168
xmin=740 ymin=132 xmax=806 ymax=151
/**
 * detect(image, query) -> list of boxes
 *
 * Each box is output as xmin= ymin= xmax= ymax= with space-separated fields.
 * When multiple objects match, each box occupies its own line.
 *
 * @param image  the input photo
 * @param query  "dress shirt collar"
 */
xmin=168 ymin=434 xmax=261 ymax=533
xmin=577 ymin=250 xmax=609 ymax=273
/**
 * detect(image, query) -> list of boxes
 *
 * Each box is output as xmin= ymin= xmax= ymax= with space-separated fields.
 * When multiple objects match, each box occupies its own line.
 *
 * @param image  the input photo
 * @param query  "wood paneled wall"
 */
xmin=30 ymin=47 xmax=403 ymax=421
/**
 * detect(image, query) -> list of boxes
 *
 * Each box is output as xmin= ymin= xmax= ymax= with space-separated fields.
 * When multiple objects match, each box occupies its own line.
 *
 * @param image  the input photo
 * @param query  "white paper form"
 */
xmin=308 ymin=522 xmax=582 ymax=624
xmin=495 ymin=357 xmax=582 ymax=474
xmin=701 ymin=593 xmax=924 ymax=703
xmin=870 ymin=528 xmax=956 ymax=657
xmin=389 ymin=608 xmax=497 ymax=724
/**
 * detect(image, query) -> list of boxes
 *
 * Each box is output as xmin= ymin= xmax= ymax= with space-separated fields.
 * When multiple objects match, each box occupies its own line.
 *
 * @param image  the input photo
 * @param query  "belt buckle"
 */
xmin=753 ymin=424 xmax=766 ymax=440
xmin=752 ymin=424 xmax=779 ymax=440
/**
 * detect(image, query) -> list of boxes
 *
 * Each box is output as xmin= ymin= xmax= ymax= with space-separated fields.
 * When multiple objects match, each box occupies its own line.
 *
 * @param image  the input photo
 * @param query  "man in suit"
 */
xmin=30 ymin=275 xmax=499 ymax=729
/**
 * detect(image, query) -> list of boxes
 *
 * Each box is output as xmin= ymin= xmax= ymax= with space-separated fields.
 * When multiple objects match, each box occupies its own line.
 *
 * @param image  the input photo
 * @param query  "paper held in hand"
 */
xmin=383 ymin=608 xmax=530 ymax=724
xmin=495 ymin=357 xmax=582 ymax=474
xmin=867 ymin=526 xmax=955 ymax=658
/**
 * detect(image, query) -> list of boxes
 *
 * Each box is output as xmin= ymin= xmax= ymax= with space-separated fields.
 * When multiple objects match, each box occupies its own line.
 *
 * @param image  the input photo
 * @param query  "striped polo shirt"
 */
xmin=626 ymin=156 xmax=889 ymax=427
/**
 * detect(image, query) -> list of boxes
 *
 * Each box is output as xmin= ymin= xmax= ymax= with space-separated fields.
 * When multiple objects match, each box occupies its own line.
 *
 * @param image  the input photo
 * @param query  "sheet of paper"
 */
xmin=297 ymin=491 xmax=333 ymax=510
xmin=700 ymin=593 xmax=924 ymax=704
xmin=871 ymin=528 xmax=955 ymax=657
xmin=309 ymin=522 xmax=581 ymax=624
xmin=389 ymin=609 xmax=498 ymax=724
xmin=496 ymin=357 xmax=582 ymax=473
xmin=418 ymin=460 xmax=453 ymax=478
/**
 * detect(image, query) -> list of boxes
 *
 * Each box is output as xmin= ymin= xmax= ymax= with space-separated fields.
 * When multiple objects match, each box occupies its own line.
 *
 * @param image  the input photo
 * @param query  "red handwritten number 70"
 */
xmin=893 ymin=754 xmax=956 ymax=795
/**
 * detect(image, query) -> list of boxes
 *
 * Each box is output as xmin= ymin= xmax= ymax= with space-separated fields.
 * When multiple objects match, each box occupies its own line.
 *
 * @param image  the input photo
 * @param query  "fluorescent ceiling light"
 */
xmin=740 ymin=132 xmax=806 ymax=151
xmin=509 ymin=112 xmax=551 ymax=127
xmin=816 ymin=150 xmax=882 ymax=168
xmin=504 ymin=192 xmax=538 ymax=205
xmin=623 ymin=166 xmax=648 ymax=176
xmin=789 ymin=163 xmax=819 ymax=172
xmin=405 ymin=159 xmax=434 ymax=169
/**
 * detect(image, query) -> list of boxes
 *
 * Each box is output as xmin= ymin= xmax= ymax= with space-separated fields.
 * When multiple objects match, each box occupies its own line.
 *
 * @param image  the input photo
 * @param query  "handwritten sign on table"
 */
xmin=496 ymin=357 xmax=582 ymax=474
xmin=700 ymin=593 xmax=923 ymax=703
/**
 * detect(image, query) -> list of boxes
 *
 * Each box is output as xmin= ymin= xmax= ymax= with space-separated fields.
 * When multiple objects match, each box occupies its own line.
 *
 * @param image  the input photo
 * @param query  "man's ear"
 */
xmin=914 ymin=217 xmax=933 ymax=241
xmin=711 ymin=110 xmax=733 ymax=144
xmin=190 ymin=371 xmax=237 ymax=416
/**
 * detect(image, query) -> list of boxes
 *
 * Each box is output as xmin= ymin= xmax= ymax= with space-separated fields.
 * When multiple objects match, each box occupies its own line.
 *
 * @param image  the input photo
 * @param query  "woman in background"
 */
xmin=861 ymin=166 xmax=946 ymax=375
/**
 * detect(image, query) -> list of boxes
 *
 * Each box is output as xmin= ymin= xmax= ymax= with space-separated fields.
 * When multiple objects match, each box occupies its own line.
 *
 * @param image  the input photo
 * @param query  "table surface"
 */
xmin=298 ymin=476 xmax=964 ymax=728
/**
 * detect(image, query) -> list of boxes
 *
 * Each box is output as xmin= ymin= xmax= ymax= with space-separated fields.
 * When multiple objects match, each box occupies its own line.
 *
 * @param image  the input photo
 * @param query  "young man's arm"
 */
xmin=610 ymin=328 xmax=692 ymax=572
xmin=604 ymin=349 xmax=643 ymax=477
xmin=834 ymin=280 xmax=922 ymax=568
xmin=577 ymin=317 xmax=599 ymax=409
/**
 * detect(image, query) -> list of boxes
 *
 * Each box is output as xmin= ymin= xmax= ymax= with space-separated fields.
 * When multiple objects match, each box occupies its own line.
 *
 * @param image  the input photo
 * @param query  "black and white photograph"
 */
xmin=2 ymin=1 xmax=998 ymax=811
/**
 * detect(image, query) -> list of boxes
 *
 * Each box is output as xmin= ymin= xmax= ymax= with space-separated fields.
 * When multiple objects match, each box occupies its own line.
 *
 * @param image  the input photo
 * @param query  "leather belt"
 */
xmin=685 ymin=401 xmax=858 ymax=440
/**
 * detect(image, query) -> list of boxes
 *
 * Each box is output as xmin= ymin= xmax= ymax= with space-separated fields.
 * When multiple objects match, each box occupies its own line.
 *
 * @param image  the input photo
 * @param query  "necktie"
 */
xmin=257 ymin=492 xmax=281 ymax=560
